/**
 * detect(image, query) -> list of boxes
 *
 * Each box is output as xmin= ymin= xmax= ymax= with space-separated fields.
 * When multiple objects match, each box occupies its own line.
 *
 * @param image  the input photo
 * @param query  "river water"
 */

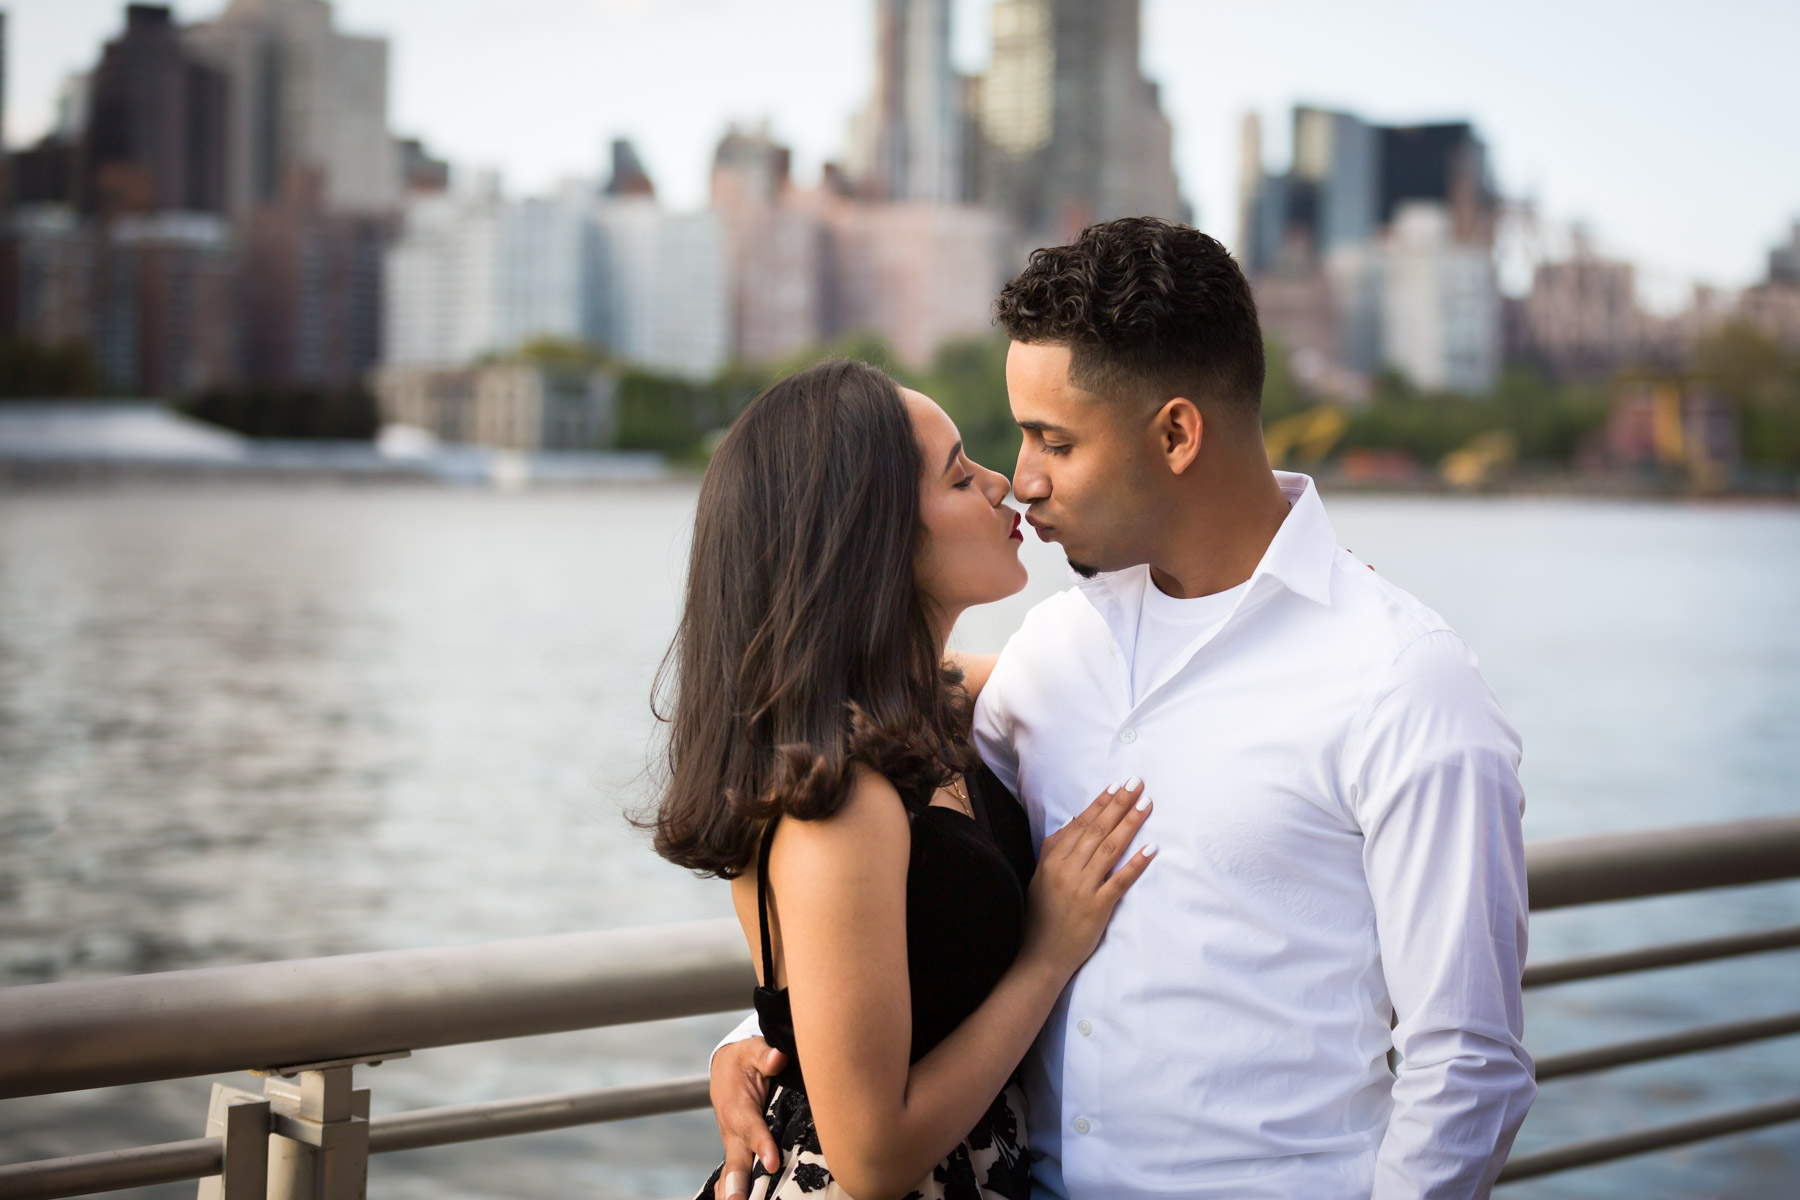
xmin=1 ymin=483 xmax=1796 ymax=1199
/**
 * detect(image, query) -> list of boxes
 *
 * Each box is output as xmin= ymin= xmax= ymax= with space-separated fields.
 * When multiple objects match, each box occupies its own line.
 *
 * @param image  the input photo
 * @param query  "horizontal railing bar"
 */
xmin=0 ymin=919 xmax=753 ymax=1100
xmin=1535 ymin=1010 xmax=1800 ymax=1081
xmin=1526 ymin=815 xmax=1800 ymax=910
xmin=0 ymin=1077 xmax=715 ymax=1199
xmin=1496 ymin=1095 xmax=1800 ymax=1183
xmin=0 ymin=1136 xmax=220 ymax=1200
xmin=3 ymin=816 xmax=1798 ymax=1102
xmin=1523 ymin=923 xmax=1800 ymax=988
xmin=367 ymin=1074 xmax=712 ymax=1154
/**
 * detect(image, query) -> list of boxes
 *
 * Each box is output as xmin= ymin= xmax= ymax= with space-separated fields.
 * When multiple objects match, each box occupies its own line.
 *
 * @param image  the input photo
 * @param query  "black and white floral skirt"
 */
xmin=695 ymin=1079 xmax=1029 ymax=1200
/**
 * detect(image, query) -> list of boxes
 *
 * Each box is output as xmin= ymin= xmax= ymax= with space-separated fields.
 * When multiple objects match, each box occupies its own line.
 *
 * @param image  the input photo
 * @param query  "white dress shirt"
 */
xmin=717 ymin=472 xmax=1534 ymax=1199
xmin=976 ymin=472 xmax=1534 ymax=1200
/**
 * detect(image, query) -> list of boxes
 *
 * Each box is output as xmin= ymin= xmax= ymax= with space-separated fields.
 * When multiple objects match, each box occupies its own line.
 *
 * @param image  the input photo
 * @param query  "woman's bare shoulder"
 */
xmin=769 ymin=766 xmax=911 ymax=873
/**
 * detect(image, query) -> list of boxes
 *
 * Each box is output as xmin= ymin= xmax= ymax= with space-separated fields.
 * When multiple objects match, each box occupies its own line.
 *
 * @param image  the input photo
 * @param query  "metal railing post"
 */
xmin=256 ymin=1059 xmax=382 ymax=1200
xmin=196 ymin=1085 xmax=269 ymax=1200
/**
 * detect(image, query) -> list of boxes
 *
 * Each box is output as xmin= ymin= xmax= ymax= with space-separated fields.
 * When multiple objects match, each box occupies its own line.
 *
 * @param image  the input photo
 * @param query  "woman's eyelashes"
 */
xmin=954 ymin=474 xmax=975 ymax=489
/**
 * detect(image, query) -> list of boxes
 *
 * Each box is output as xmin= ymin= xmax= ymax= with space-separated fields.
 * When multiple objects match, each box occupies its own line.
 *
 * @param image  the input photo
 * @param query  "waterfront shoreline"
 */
xmin=5 ymin=457 xmax=1797 ymax=504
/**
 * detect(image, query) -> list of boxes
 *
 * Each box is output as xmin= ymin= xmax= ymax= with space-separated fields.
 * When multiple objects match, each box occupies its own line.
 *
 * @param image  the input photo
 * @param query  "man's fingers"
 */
xmin=751 ymin=1122 xmax=781 ymax=1173
xmin=718 ymin=1140 xmax=754 ymax=1200
xmin=758 ymin=1044 xmax=787 ymax=1078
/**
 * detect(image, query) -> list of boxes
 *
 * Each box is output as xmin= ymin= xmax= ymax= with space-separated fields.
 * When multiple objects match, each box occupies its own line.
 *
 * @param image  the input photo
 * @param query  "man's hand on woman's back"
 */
xmin=710 ymin=1036 xmax=785 ymax=1200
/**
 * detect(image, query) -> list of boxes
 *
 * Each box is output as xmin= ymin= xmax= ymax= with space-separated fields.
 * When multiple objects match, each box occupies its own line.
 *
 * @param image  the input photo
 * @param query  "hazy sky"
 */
xmin=7 ymin=0 xmax=1796 ymax=290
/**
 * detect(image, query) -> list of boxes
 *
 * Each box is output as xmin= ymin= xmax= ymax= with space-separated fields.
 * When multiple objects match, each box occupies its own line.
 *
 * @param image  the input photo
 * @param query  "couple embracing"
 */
xmin=645 ymin=218 xmax=1535 ymax=1200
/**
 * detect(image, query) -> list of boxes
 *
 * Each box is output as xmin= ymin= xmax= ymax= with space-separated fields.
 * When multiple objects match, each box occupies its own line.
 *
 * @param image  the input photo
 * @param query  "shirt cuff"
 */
xmin=709 ymin=1009 xmax=764 ymax=1068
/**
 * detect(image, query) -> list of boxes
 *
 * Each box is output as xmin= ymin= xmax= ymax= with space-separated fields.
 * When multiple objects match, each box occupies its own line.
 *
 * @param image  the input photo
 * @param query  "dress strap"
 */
xmin=755 ymin=816 xmax=780 ymax=988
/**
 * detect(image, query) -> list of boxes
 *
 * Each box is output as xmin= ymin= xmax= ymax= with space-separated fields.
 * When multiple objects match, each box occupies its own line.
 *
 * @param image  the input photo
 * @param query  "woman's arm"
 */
xmin=945 ymin=650 xmax=1000 ymax=700
xmin=771 ymin=770 xmax=1153 ymax=1200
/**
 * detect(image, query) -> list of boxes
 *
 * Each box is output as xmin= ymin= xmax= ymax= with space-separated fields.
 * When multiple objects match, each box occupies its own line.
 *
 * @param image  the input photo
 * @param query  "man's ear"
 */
xmin=1158 ymin=397 xmax=1203 ymax=475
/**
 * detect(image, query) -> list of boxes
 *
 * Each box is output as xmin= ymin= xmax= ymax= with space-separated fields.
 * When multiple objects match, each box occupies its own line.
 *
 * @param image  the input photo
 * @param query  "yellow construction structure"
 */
xmin=1263 ymin=405 xmax=1349 ymax=468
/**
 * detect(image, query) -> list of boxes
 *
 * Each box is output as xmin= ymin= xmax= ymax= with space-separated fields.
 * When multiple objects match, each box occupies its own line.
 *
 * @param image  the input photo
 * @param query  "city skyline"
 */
xmin=6 ymin=0 xmax=1797 ymax=295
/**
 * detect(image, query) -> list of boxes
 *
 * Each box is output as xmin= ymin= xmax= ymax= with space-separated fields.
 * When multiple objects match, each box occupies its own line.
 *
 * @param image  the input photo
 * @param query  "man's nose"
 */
xmin=1012 ymin=449 xmax=1049 ymax=503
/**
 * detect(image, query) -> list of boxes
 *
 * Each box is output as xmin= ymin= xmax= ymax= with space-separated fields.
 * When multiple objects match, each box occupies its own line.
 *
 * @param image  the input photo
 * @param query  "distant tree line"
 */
xmin=179 ymin=387 xmax=380 ymax=441
xmin=0 ymin=339 xmax=103 ymax=398
xmin=7 ymin=322 xmax=1796 ymax=472
xmin=601 ymin=324 xmax=1800 ymax=476
xmin=1695 ymin=323 xmax=1800 ymax=467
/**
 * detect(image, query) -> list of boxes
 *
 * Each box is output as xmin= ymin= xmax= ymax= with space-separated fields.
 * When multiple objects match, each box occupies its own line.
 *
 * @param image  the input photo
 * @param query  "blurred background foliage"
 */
xmin=4 ymin=323 xmax=1798 ymax=473
xmin=179 ymin=387 xmax=380 ymax=440
xmin=0 ymin=339 xmax=103 ymax=398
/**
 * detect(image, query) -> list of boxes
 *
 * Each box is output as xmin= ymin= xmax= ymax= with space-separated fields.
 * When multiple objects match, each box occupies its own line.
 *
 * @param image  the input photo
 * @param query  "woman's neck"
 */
xmin=930 ymin=606 xmax=963 ymax=665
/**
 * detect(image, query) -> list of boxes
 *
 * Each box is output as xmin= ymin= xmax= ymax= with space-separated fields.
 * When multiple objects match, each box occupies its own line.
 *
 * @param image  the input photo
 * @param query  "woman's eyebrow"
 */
xmin=942 ymin=439 xmax=963 ymax=475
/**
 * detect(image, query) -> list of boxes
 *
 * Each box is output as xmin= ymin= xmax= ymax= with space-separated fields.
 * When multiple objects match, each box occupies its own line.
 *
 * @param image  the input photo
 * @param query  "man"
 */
xmin=712 ymin=217 xmax=1534 ymax=1198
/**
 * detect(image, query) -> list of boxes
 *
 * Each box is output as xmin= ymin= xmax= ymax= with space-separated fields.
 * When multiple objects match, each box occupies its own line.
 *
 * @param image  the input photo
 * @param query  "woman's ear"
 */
xmin=1158 ymin=397 xmax=1203 ymax=475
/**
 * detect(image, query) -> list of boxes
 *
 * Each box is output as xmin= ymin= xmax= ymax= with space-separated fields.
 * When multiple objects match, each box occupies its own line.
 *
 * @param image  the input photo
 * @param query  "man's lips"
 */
xmin=1026 ymin=514 xmax=1055 ymax=541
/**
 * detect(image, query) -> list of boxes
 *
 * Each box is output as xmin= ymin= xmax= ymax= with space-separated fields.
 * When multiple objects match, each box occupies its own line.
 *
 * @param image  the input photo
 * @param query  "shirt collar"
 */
xmin=1072 ymin=471 xmax=1338 ymax=639
xmin=1254 ymin=471 xmax=1337 ymax=607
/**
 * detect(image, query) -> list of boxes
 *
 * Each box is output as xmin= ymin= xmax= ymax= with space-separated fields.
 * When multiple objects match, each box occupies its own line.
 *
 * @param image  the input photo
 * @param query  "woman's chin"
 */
xmin=994 ymin=564 xmax=1030 ymax=602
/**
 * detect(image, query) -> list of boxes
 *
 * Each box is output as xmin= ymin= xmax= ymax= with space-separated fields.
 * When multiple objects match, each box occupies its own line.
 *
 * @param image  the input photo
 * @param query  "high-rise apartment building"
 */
xmin=1735 ymin=223 xmax=1800 ymax=352
xmin=0 ymin=11 xmax=9 ymax=171
xmin=383 ymin=178 xmax=591 ymax=371
xmin=711 ymin=125 xmax=827 ymax=365
xmin=242 ymin=170 xmax=386 ymax=390
xmin=184 ymin=0 xmax=398 ymax=218
xmin=977 ymin=0 xmax=1184 ymax=244
xmin=1243 ymin=107 xmax=1493 ymax=276
xmin=849 ymin=0 xmax=963 ymax=203
xmin=383 ymin=179 xmax=729 ymax=382
xmin=1379 ymin=203 xmax=1499 ymax=393
xmin=821 ymin=201 xmax=1005 ymax=369
xmin=1243 ymin=105 xmax=1500 ymax=393
xmin=0 ymin=208 xmax=99 ymax=352
xmin=1512 ymin=235 xmax=1647 ymax=380
xmin=82 ymin=5 xmax=228 ymax=216
xmin=590 ymin=199 xmax=729 ymax=379
xmin=1770 ymin=222 xmax=1800 ymax=288
xmin=0 ymin=210 xmax=241 ymax=395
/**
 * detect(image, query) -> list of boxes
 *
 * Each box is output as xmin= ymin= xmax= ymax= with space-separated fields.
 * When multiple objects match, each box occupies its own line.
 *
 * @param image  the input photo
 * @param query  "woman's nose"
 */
xmin=982 ymin=466 xmax=1011 ymax=505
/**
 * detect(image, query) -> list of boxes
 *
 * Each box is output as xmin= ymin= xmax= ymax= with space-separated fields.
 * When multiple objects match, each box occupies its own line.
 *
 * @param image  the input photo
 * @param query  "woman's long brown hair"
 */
xmin=645 ymin=360 xmax=976 ymax=878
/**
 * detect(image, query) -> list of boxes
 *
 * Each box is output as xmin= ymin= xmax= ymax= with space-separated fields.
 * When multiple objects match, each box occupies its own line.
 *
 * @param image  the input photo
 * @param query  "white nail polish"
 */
xmin=1135 ymin=794 xmax=1150 ymax=811
xmin=1125 ymin=775 xmax=1142 ymax=790
xmin=1141 ymin=843 xmax=1159 ymax=857
xmin=1107 ymin=782 xmax=1121 ymax=795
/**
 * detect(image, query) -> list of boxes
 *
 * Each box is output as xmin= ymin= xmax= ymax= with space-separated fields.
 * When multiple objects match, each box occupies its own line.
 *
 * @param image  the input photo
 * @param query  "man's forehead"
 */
xmin=1006 ymin=339 xmax=1074 ymax=383
xmin=1008 ymin=343 xmax=1110 ymax=432
xmin=1007 ymin=342 xmax=1105 ymax=403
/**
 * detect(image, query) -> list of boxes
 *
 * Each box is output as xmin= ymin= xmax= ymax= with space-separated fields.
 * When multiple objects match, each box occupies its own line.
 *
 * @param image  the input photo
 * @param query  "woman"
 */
xmin=648 ymin=360 xmax=1155 ymax=1200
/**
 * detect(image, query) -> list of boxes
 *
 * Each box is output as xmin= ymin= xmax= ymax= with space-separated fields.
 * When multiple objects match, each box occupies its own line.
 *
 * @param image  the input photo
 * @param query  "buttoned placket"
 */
xmin=1062 ymin=569 xmax=1276 ymax=1181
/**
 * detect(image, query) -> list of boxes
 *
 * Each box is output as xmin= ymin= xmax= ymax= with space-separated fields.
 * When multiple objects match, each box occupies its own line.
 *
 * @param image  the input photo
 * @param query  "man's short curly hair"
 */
xmin=994 ymin=217 xmax=1265 ymax=421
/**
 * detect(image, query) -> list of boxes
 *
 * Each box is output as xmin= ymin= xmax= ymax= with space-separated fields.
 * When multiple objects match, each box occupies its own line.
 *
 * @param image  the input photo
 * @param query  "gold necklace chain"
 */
xmin=943 ymin=774 xmax=973 ymax=817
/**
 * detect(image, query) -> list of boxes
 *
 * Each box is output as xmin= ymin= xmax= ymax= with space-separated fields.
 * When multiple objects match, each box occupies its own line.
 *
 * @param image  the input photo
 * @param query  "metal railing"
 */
xmin=1 ymin=815 xmax=1797 ymax=1198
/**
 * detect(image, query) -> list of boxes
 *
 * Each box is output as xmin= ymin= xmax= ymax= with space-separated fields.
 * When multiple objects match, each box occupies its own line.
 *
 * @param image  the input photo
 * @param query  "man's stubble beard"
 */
xmin=1067 ymin=559 xmax=1101 ymax=579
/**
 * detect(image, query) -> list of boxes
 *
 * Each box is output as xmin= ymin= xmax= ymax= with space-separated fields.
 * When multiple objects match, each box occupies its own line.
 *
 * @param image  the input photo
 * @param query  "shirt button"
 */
xmin=1073 ymin=1117 xmax=1092 ymax=1135
xmin=1119 ymin=727 xmax=1137 ymax=743
xmin=1077 ymin=1020 xmax=1093 ymax=1036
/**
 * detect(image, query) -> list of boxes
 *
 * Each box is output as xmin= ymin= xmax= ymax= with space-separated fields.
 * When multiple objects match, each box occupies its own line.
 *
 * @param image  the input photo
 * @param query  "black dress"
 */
xmin=696 ymin=763 xmax=1037 ymax=1200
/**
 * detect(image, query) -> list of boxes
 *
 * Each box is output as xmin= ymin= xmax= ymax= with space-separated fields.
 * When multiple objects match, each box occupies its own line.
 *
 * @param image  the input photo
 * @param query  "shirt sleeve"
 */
xmin=972 ymin=645 xmax=1022 ymax=797
xmin=709 ymin=1009 xmax=765 ymax=1067
xmin=1348 ymin=629 xmax=1536 ymax=1200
